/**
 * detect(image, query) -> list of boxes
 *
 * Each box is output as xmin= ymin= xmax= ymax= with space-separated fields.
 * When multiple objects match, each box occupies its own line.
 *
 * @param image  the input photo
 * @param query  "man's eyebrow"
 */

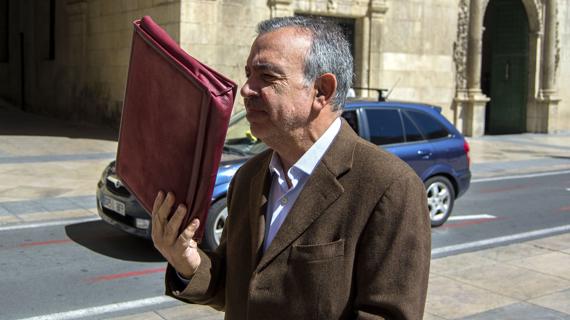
xmin=251 ymin=62 xmax=284 ymax=74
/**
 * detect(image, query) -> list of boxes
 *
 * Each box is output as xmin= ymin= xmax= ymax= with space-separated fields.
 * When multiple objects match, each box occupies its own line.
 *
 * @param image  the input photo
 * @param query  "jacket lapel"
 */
xmin=255 ymin=120 xmax=357 ymax=272
xmin=247 ymin=151 xmax=272 ymax=268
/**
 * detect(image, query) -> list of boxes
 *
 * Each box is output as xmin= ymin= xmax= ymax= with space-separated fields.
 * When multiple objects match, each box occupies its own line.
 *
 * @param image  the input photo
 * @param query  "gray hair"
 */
xmin=257 ymin=16 xmax=353 ymax=111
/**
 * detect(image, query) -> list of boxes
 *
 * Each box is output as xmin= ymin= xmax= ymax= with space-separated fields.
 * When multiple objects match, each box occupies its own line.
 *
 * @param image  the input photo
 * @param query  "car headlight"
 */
xmin=99 ymin=162 xmax=115 ymax=185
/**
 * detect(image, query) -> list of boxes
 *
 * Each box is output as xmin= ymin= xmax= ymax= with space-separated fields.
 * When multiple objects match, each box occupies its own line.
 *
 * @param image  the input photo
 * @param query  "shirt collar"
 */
xmin=269 ymin=117 xmax=342 ymax=181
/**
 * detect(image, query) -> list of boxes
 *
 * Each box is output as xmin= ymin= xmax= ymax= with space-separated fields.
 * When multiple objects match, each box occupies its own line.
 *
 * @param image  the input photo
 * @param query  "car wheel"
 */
xmin=201 ymin=197 xmax=227 ymax=251
xmin=425 ymin=176 xmax=455 ymax=227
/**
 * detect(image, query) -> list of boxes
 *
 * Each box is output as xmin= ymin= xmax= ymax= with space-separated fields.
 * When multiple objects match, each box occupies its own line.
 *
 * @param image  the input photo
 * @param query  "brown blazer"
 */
xmin=166 ymin=120 xmax=431 ymax=320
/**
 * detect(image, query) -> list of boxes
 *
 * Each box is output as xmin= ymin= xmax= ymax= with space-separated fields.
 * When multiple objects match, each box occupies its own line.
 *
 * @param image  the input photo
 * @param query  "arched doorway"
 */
xmin=481 ymin=0 xmax=530 ymax=134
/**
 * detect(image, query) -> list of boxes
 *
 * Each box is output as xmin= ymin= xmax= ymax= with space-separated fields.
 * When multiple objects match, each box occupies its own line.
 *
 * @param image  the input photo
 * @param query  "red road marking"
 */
xmin=87 ymin=267 xmax=166 ymax=283
xmin=558 ymin=206 xmax=570 ymax=212
xmin=477 ymin=185 xmax=530 ymax=194
xmin=18 ymin=239 xmax=73 ymax=247
xmin=440 ymin=218 xmax=499 ymax=229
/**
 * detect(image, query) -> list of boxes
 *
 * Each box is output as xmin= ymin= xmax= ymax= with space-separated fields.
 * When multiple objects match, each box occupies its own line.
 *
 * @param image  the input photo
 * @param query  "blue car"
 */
xmin=97 ymin=100 xmax=470 ymax=251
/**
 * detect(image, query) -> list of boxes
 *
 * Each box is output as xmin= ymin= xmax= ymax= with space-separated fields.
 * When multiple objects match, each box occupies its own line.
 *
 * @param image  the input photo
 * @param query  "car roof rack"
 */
xmin=352 ymin=87 xmax=389 ymax=101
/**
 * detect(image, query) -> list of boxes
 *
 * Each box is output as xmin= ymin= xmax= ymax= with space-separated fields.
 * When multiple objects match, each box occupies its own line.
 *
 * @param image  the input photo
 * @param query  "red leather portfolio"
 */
xmin=116 ymin=16 xmax=237 ymax=240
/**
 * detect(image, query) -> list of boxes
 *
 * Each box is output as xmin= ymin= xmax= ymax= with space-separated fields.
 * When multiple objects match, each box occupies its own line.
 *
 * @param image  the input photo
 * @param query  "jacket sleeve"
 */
xmin=164 ymin=177 xmax=237 ymax=311
xmin=354 ymin=171 xmax=431 ymax=320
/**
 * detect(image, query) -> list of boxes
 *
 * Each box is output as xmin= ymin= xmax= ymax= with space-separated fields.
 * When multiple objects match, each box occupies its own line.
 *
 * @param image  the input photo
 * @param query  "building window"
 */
xmin=0 ymin=0 xmax=8 ymax=62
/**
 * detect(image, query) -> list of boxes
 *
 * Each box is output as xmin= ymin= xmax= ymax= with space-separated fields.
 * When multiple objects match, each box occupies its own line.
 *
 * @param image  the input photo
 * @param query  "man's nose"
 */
xmin=240 ymin=80 xmax=257 ymax=98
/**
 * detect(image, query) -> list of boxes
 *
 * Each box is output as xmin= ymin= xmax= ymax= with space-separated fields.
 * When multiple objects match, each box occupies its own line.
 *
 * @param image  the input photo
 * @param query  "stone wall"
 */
xmin=72 ymin=0 xmax=181 ymax=124
xmin=379 ymin=0 xmax=458 ymax=121
xmin=1 ymin=0 xmax=568 ymax=133
xmin=0 ymin=0 xmax=182 ymax=124
xmin=179 ymin=0 xmax=270 ymax=112
xmin=556 ymin=0 xmax=570 ymax=131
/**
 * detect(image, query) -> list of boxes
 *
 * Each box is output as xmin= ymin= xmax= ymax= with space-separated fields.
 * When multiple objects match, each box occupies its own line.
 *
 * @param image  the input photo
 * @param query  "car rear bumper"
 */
xmin=455 ymin=170 xmax=471 ymax=198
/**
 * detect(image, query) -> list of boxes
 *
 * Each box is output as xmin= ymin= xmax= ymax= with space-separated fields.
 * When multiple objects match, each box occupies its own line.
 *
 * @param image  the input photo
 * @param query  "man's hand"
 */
xmin=151 ymin=191 xmax=201 ymax=278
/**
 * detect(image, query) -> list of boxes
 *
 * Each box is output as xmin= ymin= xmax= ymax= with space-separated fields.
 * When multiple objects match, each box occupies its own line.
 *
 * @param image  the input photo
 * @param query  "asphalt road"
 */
xmin=1 ymin=171 xmax=569 ymax=319
xmin=433 ymin=171 xmax=570 ymax=255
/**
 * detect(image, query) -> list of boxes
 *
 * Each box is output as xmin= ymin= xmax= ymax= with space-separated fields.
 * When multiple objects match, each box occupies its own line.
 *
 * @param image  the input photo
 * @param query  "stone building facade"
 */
xmin=0 ymin=0 xmax=568 ymax=136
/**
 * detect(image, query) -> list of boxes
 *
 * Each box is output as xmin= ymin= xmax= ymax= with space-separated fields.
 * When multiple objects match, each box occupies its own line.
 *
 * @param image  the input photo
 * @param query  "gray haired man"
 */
xmin=152 ymin=16 xmax=431 ymax=320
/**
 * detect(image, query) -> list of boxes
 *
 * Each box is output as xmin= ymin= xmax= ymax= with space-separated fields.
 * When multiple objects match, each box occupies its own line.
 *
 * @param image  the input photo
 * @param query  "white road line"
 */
xmin=0 ymin=217 xmax=101 ymax=232
xmin=472 ymin=169 xmax=570 ymax=183
xmin=448 ymin=214 xmax=496 ymax=221
xmin=432 ymin=224 xmax=570 ymax=256
xmin=14 ymin=296 xmax=173 ymax=320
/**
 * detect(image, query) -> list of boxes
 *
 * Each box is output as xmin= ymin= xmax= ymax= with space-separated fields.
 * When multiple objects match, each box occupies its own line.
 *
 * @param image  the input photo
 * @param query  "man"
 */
xmin=152 ymin=16 xmax=431 ymax=319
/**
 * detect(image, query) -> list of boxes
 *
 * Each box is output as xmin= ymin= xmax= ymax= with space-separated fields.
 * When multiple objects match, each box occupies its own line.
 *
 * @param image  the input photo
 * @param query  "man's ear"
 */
xmin=313 ymin=73 xmax=337 ymax=111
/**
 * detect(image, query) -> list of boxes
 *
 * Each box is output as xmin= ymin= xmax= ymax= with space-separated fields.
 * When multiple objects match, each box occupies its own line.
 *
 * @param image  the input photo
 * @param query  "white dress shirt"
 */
xmin=263 ymin=117 xmax=342 ymax=252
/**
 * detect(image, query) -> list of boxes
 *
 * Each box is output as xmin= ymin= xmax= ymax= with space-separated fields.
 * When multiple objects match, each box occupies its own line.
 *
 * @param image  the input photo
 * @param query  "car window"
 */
xmin=405 ymin=110 xmax=450 ymax=140
xmin=365 ymin=109 xmax=404 ymax=145
xmin=341 ymin=110 xmax=359 ymax=134
xmin=224 ymin=111 xmax=266 ymax=155
xmin=402 ymin=112 xmax=425 ymax=142
xmin=225 ymin=112 xmax=252 ymax=142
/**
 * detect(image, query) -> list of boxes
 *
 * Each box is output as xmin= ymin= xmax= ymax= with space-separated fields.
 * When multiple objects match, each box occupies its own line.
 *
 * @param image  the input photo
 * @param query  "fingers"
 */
xmin=164 ymin=203 xmax=188 ymax=243
xmin=151 ymin=191 xmax=182 ymax=247
xmin=156 ymin=192 xmax=175 ymax=224
xmin=151 ymin=191 xmax=165 ymax=244
xmin=152 ymin=191 xmax=165 ymax=213
xmin=151 ymin=191 xmax=168 ymax=241
xmin=178 ymin=219 xmax=200 ymax=249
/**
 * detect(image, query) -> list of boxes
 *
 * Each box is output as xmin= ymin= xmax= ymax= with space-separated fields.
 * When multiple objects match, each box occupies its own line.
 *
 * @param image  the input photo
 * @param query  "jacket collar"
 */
xmin=248 ymin=150 xmax=273 ymax=268
xmin=252 ymin=119 xmax=357 ymax=272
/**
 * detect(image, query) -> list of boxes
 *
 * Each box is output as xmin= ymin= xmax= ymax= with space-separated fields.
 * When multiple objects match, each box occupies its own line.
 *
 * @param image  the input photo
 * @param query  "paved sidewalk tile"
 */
xmin=106 ymin=311 xmax=164 ymax=320
xmin=424 ymin=312 xmax=448 ymax=320
xmin=155 ymin=304 xmax=223 ymax=320
xmin=529 ymin=289 xmax=570 ymax=315
xmin=509 ymin=252 xmax=570 ymax=281
xmin=425 ymin=275 xmax=516 ymax=319
xmin=525 ymin=233 xmax=570 ymax=251
xmin=17 ymin=208 xmax=96 ymax=222
xmin=460 ymin=302 xmax=570 ymax=320
xmin=0 ymin=160 xmax=110 ymax=202
xmin=0 ymin=215 xmax=19 ymax=223
xmin=430 ymin=252 xmax=496 ymax=275
xmin=440 ymin=262 xmax=570 ymax=300
xmin=473 ymin=242 xmax=555 ymax=262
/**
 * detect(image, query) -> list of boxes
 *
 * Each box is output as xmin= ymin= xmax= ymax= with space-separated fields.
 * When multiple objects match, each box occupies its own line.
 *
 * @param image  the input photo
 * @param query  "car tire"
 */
xmin=425 ymin=176 xmax=455 ymax=227
xmin=201 ymin=197 xmax=228 ymax=252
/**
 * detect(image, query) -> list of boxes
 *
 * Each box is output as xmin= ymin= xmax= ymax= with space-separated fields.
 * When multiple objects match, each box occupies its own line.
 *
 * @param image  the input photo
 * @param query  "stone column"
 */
xmin=355 ymin=16 xmax=370 ymax=98
xmin=366 ymin=0 xmax=388 ymax=100
xmin=463 ymin=0 xmax=489 ymax=137
xmin=526 ymin=31 xmax=542 ymax=132
xmin=268 ymin=0 xmax=294 ymax=18
xmin=542 ymin=0 xmax=557 ymax=94
xmin=537 ymin=0 xmax=560 ymax=132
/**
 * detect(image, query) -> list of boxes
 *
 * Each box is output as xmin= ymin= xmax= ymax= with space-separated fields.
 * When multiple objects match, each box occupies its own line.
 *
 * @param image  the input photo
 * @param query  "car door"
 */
xmin=361 ymin=107 xmax=435 ymax=179
xmin=404 ymin=109 xmax=460 ymax=170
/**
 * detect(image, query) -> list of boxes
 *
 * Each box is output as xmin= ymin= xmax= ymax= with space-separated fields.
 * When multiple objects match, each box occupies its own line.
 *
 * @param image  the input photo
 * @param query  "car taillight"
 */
xmin=463 ymin=139 xmax=470 ymax=168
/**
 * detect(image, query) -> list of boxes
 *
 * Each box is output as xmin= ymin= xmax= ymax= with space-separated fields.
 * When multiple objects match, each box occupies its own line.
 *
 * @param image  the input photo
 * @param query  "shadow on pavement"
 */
xmin=0 ymin=102 xmax=118 ymax=141
xmin=550 ymin=155 xmax=570 ymax=160
xmin=65 ymin=220 xmax=165 ymax=262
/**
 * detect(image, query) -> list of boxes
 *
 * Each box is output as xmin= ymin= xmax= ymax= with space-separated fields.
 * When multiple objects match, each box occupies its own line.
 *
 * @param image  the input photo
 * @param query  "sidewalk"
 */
xmin=1 ymin=103 xmax=569 ymax=319
xmin=467 ymin=133 xmax=570 ymax=178
xmin=106 ymin=232 xmax=570 ymax=320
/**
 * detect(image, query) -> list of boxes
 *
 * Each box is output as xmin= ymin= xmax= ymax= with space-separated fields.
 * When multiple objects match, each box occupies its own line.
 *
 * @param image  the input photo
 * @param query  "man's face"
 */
xmin=240 ymin=27 xmax=316 ymax=146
